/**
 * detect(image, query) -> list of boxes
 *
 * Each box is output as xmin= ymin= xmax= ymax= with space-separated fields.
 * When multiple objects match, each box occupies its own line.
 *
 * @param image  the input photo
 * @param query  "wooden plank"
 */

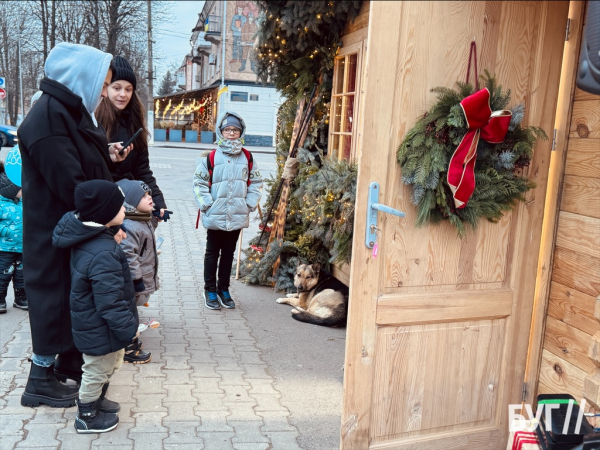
xmin=538 ymin=349 xmax=587 ymax=401
xmin=526 ymin=1 xmax=586 ymax=403
xmin=560 ymin=175 xmax=600 ymax=219
xmin=564 ymin=138 xmax=600 ymax=179
xmin=342 ymin=28 xmax=368 ymax=48
xmin=369 ymin=427 xmax=499 ymax=450
xmin=343 ymin=1 xmax=370 ymax=35
xmin=552 ymin=246 xmax=600 ymax=298
xmin=376 ymin=289 xmax=513 ymax=325
xmin=543 ymin=315 xmax=595 ymax=373
xmin=332 ymin=262 xmax=350 ymax=287
xmin=574 ymin=87 xmax=600 ymax=102
xmin=555 ymin=211 xmax=600 ymax=260
xmin=547 ymin=281 xmax=599 ymax=336
xmin=569 ymin=100 xmax=600 ymax=139
xmin=370 ymin=320 xmax=504 ymax=439
xmin=342 ymin=2 xmax=404 ymax=448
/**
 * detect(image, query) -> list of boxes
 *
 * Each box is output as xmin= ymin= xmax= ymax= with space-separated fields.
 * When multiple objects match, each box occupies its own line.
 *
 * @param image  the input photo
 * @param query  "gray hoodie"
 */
xmin=44 ymin=42 xmax=112 ymax=126
xmin=192 ymin=111 xmax=263 ymax=231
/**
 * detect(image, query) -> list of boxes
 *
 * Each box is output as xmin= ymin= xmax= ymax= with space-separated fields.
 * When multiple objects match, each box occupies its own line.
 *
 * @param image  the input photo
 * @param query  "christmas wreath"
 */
xmin=397 ymin=70 xmax=547 ymax=237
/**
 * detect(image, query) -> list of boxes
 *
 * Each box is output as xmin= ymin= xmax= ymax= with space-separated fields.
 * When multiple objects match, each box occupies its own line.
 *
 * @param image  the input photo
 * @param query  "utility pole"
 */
xmin=18 ymin=36 xmax=24 ymax=124
xmin=147 ymin=0 xmax=154 ymax=144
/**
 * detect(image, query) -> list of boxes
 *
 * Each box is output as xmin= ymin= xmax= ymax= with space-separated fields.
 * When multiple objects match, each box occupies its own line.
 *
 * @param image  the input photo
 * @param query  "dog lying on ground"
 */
xmin=276 ymin=263 xmax=349 ymax=327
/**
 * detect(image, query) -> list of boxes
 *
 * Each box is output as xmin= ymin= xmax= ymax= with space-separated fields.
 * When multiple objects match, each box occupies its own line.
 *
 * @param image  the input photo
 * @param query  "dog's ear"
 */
xmin=311 ymin=263 xmax=321 ymax=275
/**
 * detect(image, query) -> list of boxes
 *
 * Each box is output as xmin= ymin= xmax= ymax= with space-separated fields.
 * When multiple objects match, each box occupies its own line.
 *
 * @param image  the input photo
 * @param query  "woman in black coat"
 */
xmin=18 ymin=43 xmax=130 ymax=408
xmin=96 ymin=56 xmax=167 ymax=215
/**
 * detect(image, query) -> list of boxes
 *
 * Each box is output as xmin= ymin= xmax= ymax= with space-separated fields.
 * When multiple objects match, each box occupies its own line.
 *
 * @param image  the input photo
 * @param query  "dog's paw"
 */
xmin=286 ymin=293 xmax=297 ymax=298
xmin=294 ymin=306 xmax=306 ymax=312
xmin=276 ymin=298 xmax=287 ymax=304
xmin=290 ymin=308 xmax=298 ymax=314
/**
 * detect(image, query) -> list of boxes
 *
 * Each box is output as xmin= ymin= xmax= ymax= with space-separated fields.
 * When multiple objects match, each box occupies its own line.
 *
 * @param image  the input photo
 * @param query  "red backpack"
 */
xmin=196 ymin=148 xmax=254 ymax=229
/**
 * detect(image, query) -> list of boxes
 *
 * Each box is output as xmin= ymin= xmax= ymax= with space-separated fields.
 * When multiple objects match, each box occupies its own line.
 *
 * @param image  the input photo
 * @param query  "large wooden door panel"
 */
xmin=342 ymin=1 xmax=569 ymax=449
xmin=370 ymin=319 xmax=505 ymax=441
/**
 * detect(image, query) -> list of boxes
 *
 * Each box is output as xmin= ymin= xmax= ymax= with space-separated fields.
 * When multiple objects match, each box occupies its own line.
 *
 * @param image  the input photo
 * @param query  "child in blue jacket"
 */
xmin=0 ymin=170 xmax=27 ymax=313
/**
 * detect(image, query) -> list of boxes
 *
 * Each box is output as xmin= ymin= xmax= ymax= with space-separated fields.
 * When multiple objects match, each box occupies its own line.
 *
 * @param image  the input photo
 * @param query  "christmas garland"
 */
xmin=397 ymin=71 xmax=547 ymax=237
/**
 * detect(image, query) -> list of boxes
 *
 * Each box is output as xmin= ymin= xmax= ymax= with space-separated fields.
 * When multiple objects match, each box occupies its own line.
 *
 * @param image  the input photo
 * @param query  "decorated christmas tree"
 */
xmin=240 ymin=1 xmax=362 ymax=291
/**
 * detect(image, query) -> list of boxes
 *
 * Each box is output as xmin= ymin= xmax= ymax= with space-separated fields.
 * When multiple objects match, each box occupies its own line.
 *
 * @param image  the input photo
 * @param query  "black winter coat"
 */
xmin=110 ymin=111 xmax=167 ymax=210
xmin=18 ymin=78 xmax=114 ymax=354
xmin=52 ymin=212 xmax=138 ymax=356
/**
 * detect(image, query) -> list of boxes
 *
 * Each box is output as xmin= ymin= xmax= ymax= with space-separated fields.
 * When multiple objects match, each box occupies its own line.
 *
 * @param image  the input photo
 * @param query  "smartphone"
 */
xmin=119 ymin=128 xmax=143 ymax=155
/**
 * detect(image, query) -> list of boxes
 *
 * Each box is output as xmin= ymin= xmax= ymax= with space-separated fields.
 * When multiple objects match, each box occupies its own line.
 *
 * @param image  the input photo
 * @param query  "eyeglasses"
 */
xmin=222 ymin=128 xmax=241 ymax=135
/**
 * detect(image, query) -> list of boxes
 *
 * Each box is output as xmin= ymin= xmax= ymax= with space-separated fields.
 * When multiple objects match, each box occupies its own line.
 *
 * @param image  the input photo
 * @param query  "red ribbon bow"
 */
xmin=447 ymin=88 xmax=512 ymax=209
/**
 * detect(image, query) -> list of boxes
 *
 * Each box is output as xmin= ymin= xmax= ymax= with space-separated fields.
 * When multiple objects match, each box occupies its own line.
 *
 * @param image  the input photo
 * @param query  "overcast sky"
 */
xmin=153 ymin=1 xmax=205 ymax=84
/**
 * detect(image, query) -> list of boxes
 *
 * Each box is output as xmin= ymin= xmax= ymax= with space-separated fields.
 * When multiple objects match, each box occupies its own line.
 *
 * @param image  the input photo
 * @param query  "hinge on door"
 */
xmin=522 ymin=382 xmax=528 ymax=402
xmin=565 ymin=18 xmax=571 ymax=41
xmin=551 ymin=129 xmax=557 ymax=151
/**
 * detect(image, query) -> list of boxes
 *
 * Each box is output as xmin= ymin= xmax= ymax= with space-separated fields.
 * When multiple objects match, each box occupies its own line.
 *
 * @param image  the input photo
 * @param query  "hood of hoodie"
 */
xmin=52 ymin=210 xmax=111 ymax=249
xmin=215 ymin=111 xmax=246 ymax=156
xmin=45 ymin=43 xmax=113 ymax=126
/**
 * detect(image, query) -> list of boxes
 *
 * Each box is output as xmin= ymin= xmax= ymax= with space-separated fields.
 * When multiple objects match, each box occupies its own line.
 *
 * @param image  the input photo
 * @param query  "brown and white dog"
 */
xmin=276 ymin=263 xmax=349 ymax=327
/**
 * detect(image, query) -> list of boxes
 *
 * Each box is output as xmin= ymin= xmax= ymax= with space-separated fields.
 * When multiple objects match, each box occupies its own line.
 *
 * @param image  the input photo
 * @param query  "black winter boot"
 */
xmin=54 ymin=350 xmax=84 ymax=384
xmin=21 ymin=361 xmax=79 ymax=408
xmin=13 ymin=288 xmax=28 ymax=310
xmin=123 ymin=339 xmax=151 ymax=364
xmin=74 ymin=399 xmax=119 ymax=434
xmin=0 ymin=290 xmax=6 ymax=314
xmin=98 ymin=382 xmax=120 ymax=413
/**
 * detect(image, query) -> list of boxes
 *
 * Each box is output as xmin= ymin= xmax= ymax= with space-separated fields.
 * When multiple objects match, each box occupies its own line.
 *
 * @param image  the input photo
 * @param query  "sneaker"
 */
xmin=216 ymin=290 xmax=235 ymax=309
xmin=123 ymin=339 xmax=151 ymax=364
xmin=74 ymin=399 xmax=119 ymax=434
xmin=0 ymin=301 xmax=6 ymax=314
xmin=203 ymin=290 xmax=221 ymax=310
xmin=13 ymin=288 xmax=28 ymax=310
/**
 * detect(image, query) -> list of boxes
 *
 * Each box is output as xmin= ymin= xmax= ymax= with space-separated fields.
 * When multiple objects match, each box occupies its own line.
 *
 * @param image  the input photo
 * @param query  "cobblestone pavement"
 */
xmin=0 ymin=148 xmax=305 ymax=449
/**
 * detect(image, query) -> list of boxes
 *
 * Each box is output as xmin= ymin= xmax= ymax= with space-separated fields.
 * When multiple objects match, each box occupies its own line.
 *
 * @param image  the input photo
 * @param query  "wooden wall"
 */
xmin=331 ymin=1 xmax=370 ymax=287
xmin=537 ymin=77 xmax=600 ymax=403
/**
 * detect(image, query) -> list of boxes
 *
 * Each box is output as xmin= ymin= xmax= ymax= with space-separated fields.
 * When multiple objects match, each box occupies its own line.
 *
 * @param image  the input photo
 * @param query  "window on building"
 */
xmin=328 ymin=42 xmax=363 ymax=161
xmin=249 ymin=94 xmax=259 ymax=101
xmin=231 ymin=91 xmax=248 ymax=102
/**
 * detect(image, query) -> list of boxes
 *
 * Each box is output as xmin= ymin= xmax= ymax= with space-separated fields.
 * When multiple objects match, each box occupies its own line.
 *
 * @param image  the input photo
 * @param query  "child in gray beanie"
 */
xmin=116 ymin=179 xmax=160 ymax=364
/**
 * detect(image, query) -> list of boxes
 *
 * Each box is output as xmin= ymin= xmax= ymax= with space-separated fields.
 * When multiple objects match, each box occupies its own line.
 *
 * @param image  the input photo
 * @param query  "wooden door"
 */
xmin=341 ymin=2 xmax=569 ymax=449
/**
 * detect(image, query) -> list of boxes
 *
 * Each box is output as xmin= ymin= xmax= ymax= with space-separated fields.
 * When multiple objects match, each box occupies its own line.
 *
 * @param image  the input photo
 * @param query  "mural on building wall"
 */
xmin=229 ymin=1 xmax=259 ymax=74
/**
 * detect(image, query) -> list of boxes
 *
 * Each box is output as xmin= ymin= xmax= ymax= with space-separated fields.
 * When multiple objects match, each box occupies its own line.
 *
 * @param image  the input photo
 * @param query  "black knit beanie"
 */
xmin=0 ymin=172 xmax=20 ymax=200
xmin=111 ymin=56 xmax=137 ymax=90
xmin=74 ymin=180 xmax=125 ymax=225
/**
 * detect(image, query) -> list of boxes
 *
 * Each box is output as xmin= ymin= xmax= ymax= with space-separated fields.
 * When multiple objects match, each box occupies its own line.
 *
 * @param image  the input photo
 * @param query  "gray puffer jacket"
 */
xmin=120 ymin=214 xmax=159 ymax=295
xmin=193 ymin=111 xmax=263 ymax=231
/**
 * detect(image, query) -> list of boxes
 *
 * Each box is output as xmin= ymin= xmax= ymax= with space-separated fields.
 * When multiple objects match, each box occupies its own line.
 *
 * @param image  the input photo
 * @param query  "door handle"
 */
xmin=366 ymin=182 xmax=405 ymax=248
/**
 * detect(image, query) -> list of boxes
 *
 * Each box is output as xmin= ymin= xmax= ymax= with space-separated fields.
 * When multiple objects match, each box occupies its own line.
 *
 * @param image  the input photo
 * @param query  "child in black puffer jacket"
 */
xmin=51 ymin=180 xmax=138 ymax=435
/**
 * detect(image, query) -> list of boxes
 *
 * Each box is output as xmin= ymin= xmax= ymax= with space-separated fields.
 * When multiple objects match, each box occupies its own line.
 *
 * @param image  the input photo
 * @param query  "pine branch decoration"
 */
xmin=397 ymin=71 xmax=546 ymax=237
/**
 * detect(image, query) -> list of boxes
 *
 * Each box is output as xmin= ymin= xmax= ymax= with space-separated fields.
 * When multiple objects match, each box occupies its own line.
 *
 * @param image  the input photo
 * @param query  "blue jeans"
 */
xmin=32 ymin=353 xmax=56 ymax=368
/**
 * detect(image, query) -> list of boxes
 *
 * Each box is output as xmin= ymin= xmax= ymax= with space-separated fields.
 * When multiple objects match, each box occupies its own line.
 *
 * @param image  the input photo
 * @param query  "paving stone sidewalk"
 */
xmin=0 ymin=197 xmax=301 ymax=450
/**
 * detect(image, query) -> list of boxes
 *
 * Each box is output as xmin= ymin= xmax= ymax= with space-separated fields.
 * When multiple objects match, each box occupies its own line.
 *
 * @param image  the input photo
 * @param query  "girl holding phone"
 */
xmin=96 ymin=56 xmax=167 ymax=219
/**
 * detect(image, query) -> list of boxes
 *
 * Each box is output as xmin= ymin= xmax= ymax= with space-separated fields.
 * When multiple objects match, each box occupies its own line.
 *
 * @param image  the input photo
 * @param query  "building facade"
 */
xmin=160 ymin=0 xmax=281 ymax=147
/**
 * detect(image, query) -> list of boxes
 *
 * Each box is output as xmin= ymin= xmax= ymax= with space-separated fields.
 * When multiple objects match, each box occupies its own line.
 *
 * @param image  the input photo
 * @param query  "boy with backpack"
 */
xmin=193 ymin=112 xmax=262 ymax=310
xmin=51 ymin=180 xmax=138 ymax=433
